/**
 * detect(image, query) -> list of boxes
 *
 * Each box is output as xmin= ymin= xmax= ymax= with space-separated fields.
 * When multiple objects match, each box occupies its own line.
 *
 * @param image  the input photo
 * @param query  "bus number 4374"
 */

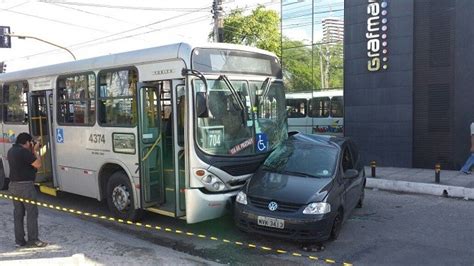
xmin=89 ymin=134 xmax=105 ymax=144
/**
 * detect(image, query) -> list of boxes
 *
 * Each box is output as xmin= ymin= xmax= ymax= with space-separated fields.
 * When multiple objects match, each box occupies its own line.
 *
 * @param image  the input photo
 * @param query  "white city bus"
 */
xmin=286 ymin=89 xmax=343 ymax=135
xmin=0 ymin=42 xmax=287 ymax=223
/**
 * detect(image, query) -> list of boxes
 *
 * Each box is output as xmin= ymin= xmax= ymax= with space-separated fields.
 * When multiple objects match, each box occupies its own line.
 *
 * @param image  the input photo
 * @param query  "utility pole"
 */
xmin=212 ymin=0 xmax=224 ymax=42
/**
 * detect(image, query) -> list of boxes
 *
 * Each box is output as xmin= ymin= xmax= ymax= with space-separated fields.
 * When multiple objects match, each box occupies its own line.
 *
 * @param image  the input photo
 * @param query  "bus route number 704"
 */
xmin=89 ymin=133 xmax=106 ymax=144
xmin=207 ymin=128 xmax=223 ymax=148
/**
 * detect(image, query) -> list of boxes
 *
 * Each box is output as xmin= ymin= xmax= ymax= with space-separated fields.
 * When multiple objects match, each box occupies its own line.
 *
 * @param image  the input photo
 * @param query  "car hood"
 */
xmin=246 ymin=170 xmax=333 ymax=204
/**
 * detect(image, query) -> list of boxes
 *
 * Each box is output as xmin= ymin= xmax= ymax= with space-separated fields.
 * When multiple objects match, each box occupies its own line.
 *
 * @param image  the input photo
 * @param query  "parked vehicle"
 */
xmin=286 ymin=90 xmax=343 ymax=135
xmin=234 ymin=132 xmax=365 ymax=243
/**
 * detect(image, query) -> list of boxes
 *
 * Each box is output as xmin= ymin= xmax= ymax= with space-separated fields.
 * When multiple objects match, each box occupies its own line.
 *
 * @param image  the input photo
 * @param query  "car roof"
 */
xmin=289 ymin=132 xmax=348 ymax=149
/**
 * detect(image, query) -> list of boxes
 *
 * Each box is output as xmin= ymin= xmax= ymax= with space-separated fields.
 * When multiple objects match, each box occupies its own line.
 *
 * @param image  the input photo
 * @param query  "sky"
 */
xmin=282 ymin=0 xmax=344 ymax=44
xmin=0 ymin=0 xmax=280 ymax=72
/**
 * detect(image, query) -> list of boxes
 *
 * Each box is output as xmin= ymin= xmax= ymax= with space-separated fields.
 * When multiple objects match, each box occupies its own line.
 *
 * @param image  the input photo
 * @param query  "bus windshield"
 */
xmin=194 ymin=78 xmax=287 ymax=156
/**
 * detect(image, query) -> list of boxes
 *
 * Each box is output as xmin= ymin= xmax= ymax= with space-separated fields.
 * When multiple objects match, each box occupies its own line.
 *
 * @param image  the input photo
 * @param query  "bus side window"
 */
xmin=309 ymin=97 xmax=330 ymax=118
xmin=286 ymin=98 xmax=306 ymax=118
xmin=330 ymin=96 xmax=343 ymax=118
xmin=97 ymin=68 xmax=137 ymax=127
xmin=3 ymin=81 xmax=28 ymax=124
xmin=160 ymin=81 xmax=172 ymax=138
xmin=57 ymin=73 xmax=96 ymax=126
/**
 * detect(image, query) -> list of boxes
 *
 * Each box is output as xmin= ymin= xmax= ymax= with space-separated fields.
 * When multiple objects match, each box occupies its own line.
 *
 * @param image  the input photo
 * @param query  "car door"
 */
xmin=349 ymin=140 xmax=365 ymax=198
xmin=341 ymin=145 xmax=359 ymax=214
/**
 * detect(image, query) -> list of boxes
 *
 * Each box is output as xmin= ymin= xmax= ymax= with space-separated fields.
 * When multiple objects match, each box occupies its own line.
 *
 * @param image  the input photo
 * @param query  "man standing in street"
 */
xmin=7 ymin=132 xmax=47 ymax=248
xmin=460 ymin=122 xmax=474 ymax=174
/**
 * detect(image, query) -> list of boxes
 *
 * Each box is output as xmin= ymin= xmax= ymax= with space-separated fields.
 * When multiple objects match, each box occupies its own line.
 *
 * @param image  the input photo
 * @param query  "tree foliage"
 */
xmin=217 ymin=6 xmax=281 ymax=57
xmin=216 ymin=6 xmax=344 ymax=92
xmin=282 ymin=39 xmax=343 ymax=92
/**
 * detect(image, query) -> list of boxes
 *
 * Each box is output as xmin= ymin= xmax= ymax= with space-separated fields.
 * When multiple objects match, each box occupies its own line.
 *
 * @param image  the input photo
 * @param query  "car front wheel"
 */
xmin=329 ymin=210 xmax=343 ymax=240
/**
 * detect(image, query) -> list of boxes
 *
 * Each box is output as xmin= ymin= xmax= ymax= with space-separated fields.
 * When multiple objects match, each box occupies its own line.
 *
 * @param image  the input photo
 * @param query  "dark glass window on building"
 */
xmin=57 ymin=73 xmax=96 ymax=125
xmin=286 ymin=98 xmax=307 ymax=118
xmin=308 ymin=97 xmax=330 ymax=117
xmin=330 ymin=96 xmax=344 ymax=118
xmin=3 ymin=81 xmax=28 ymax=124
xmin=98 ymin=68 xmax=137 ymax=127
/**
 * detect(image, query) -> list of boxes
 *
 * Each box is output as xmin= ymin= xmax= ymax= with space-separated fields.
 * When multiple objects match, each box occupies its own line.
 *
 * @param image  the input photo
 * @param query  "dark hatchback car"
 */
xmin=234 ymin=133 xmax=365 ymax=243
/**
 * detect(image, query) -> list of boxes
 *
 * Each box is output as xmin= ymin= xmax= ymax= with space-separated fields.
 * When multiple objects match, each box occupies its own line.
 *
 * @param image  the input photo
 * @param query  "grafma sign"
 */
xmin=367 ymin=0 xmax=389 ymax=71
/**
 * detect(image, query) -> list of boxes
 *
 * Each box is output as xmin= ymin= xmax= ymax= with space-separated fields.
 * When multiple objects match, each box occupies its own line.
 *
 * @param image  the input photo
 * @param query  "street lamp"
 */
xmin=6 ymin=33 xmax=77 ymax=60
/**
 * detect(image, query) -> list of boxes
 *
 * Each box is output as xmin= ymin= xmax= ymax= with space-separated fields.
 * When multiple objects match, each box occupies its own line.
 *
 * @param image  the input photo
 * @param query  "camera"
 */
xmin=31 ymin=140 xmax=41 ymax=147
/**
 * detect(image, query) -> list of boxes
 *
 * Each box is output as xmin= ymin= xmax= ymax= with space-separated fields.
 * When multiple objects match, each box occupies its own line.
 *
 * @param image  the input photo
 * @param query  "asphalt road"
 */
xmin=1 ymin=188 xmax=473 ymax=265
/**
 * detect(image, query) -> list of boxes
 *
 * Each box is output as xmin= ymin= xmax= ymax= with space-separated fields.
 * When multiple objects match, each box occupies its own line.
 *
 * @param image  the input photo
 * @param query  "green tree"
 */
xmin=282 ymin=39 xmax=343 ymax=92
xmin=215 ymin=6 xmax=343 ymax=92
xmin=282 ymin=39 xmax=317 ymax=92
xmin=215 ymin=6 xmax=281 ymax=57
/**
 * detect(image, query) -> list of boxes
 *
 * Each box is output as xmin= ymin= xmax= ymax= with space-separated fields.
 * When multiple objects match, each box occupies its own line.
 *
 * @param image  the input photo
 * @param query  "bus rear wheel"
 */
xmin=106 ymin=172 xmax=140 ymax=221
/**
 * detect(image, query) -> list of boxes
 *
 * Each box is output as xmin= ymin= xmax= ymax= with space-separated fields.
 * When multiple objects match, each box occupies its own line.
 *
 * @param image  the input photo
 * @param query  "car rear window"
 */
xmin=263 ymin=141 xmax=338 ymax=178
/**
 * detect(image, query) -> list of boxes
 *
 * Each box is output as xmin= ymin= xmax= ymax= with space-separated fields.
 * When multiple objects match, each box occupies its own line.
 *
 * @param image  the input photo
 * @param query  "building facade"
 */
xmin=344 ymin=0 xmax=474 ymax=169
xmin=322 ymin=18 xmax=344 ymax=43
xmin=282 ymin=0 xmax=474 ymax=169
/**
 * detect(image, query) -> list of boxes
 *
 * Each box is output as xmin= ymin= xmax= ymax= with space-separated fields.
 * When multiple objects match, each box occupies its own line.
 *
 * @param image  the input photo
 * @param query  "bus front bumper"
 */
xmin=185 ymin=188 xmax=238 ymax=224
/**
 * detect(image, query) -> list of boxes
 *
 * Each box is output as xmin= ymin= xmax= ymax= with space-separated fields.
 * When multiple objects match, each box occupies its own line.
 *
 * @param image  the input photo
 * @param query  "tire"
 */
xmin=106 ymin=171 xmax=140 ymax=221
xmin=0 ymin=167 xmax=8 ymax=191
xmin=356 ymin=187 xmax=365 ymax=209
xmin=356 ymin=185 xmax=365 ymax=208
xmin=329 ymin=210 xmax=343 ymax=241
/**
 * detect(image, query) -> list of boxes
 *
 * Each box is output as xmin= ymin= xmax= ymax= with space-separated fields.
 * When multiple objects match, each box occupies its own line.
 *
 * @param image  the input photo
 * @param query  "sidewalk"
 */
xmin=365 ymin=166 xmax=474 ymax=200
xmin=0 ymin=198 xmax=218 ymax=265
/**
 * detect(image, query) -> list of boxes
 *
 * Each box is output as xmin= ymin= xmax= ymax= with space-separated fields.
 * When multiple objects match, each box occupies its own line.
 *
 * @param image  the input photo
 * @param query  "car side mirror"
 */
xmin=344 ymin=169 xmax=359 ymax=179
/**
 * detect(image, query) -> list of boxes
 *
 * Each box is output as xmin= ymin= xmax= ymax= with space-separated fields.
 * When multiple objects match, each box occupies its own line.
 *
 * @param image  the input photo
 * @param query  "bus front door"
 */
xmin=29 ymin=90 xmax=56 ymax=186
xmin=138 ymin=85 xmax=164 ymax=207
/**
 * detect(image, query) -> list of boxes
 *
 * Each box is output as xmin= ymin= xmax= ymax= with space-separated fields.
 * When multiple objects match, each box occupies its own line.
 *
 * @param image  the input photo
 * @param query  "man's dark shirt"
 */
xmin=7 ymin=144 xmax=37 ymax=182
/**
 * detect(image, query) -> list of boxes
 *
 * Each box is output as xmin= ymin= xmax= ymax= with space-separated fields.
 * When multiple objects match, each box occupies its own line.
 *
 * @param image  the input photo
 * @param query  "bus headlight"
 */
xmin=236 ymin=191 xmax=247 ymax=205
xmin=195 ymin=169 xmax=226 ymax=191
xmin=203 ymin=175 xmax=213 ymax=184
xmin=212 ymin=181 xmax=224 ymax=190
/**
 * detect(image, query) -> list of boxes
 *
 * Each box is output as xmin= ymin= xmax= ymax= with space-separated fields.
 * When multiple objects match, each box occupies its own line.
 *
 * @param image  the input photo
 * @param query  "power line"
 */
xmin=6 ymin=2 xmax=279 ymax=63
xmin=2 ymin=1 xmax=30 ymax=11
xmin=69 ymin=15 xmax=213 ymax=50
xmin=4 ymin=5 xmax=212 ymax=62
xmin=40 ymin=1 xmax=211 ymax=12
xmin=48 ymin=2 xmax=164 ymax=44
xmin=50 ymin=3 xmax=136 ymax=25
xmin=0 ymin=7 xmax=109 ymax=33
xmin=65 ymin=7 xmax=211 ymax=49
xmin=6 ymin=1 xmax=325 ymax=64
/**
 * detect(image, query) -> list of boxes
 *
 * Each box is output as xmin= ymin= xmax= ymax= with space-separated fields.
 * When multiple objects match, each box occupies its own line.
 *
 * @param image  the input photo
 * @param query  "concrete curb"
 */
xmin=366 ymin=178 xmax=474 ymax=200
xmin=1 ymin=254 xmax=92 ymax=266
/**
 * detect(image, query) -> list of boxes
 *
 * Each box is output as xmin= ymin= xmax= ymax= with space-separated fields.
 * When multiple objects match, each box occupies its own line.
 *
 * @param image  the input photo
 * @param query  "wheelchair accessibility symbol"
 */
xmin=256 ymin=133 xmax=268 ymax=152
xmin=56 ymin=128 xmax=64 ymax=143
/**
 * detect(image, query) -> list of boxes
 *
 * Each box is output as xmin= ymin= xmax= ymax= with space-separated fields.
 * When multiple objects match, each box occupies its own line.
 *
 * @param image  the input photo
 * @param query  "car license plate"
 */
xmin=257 ymin=216 xmax=284 ymax=229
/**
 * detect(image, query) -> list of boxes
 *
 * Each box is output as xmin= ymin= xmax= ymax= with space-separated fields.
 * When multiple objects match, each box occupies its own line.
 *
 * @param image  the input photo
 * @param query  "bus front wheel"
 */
xmin=106 ymin=171 xmax=140 ymax=221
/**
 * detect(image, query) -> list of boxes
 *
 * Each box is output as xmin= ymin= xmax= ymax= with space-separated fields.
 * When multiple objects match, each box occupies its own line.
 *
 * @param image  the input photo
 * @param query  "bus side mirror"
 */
xmin=196 ymin=92 xmax=208 ymax=118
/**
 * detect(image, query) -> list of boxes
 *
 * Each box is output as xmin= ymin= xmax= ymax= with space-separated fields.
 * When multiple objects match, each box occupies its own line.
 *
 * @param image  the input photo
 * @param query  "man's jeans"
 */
xmin=8 ymin=181 xmax=39 ymax=244
xmin=461 ymin=153 xmax=474 ymax=173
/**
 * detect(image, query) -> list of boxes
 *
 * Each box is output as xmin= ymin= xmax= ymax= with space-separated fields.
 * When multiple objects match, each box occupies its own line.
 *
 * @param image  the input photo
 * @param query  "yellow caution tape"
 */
xmin=0 ymin=192 xmax=350 ymax=265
